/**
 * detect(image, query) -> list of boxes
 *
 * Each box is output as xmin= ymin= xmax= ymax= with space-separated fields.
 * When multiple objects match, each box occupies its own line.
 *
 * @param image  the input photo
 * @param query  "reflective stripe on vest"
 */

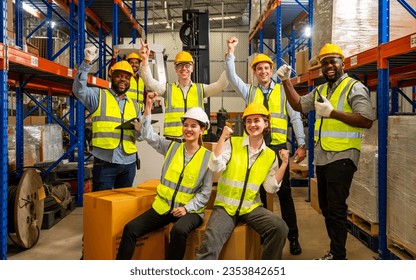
xmin=91 ymin=89 xmax=139 ymax=154
xmin=126 ymin=76 xmax=144 ymax=112
xmin=215 ymin=137 xmax=276 ymax=216
xmin=152 ymin=142 xmax=211 ymax=215
xmin=249 ymin=85 xmax=288 ymax=144
xmin=314 ymin=77 xmax=363 ymax=151
xmin=164 ymin=83 xmax=204 ymax=137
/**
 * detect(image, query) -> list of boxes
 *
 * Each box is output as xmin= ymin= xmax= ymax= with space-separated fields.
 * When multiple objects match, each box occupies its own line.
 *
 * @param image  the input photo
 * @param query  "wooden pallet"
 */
xmin=41 ymin=197 xmax=76 ymax=230
xmin=387 ymin=237 xmax=416 ymax=260
xmin=347 ymin=212 xmax=379 ymax=237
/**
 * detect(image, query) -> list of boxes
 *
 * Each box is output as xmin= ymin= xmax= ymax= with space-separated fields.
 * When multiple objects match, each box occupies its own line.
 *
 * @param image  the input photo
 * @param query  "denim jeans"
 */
xmin=116 ymin=207 xmax=202 ymax=260
xmin=92 ymin=159 xmax=136 ymax=192
xmin=316 ymin=158 xmax=356 ymax=260
xmin=262 ymin=143 xmax=299 ymax=240
xmin=196 ymin=206 xmax=288 ymax=260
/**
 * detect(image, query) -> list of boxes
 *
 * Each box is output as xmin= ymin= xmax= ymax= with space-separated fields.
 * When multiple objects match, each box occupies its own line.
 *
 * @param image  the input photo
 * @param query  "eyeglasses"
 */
xmin=321 ymin=58 xmax=342 ymax=67
xmin=176 ymin=63 xmax=192 ymax=69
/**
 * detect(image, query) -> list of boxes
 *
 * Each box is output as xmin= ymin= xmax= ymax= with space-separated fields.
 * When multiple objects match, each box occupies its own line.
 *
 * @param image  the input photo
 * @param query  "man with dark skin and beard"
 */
xmin=72 ymin=46 xmax=142 ymax=192
xmin=276 ymin=43 xmax=374 ymax=260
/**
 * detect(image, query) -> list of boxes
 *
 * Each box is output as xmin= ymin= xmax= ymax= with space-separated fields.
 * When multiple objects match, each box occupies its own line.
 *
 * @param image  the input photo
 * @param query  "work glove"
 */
xmin=276 ymin=64 xmax=292 ymax=81
xmin=84 ymin=46 xmax=98 ymax=62
xmin=314 ymin=96 xmax=333 ymax=117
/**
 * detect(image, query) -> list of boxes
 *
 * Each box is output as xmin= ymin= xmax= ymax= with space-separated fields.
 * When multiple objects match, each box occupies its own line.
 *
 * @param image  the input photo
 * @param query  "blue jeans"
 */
xmin=316 ymin=159 xmax=356 ymax=260
xmin=196 ymin=206 xmax=288 ymax=260
xmin=92 ymin=158 xmax=137 ymax=192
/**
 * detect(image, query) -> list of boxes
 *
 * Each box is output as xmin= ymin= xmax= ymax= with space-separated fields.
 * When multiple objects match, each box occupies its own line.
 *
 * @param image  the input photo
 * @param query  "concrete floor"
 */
xmin=7 ymin=187 xmax=378 ymax=260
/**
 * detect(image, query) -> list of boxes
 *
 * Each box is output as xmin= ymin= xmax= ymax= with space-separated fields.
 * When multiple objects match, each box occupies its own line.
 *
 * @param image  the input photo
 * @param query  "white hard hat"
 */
xmin=181 ymin=107 xmax=210 ymax=130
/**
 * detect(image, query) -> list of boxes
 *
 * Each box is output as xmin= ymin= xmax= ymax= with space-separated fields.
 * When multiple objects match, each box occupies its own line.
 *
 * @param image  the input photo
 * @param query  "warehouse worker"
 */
xmin=108 ymin=49 xmax=146 ymax=111
xmin=196 ymin=103 xmax=289 ymax=260
xmin=72 ymin=46 xmax=141 ymax=192
xmin=277 ymin=43 xmax=374 ymax=260
xmin=116 ymin=93 xmax=213 ymax=260
xmin=225 ymin=36 xmax=305 ymax=255
xmin=139 ymin=43 xmax=228 ymax=139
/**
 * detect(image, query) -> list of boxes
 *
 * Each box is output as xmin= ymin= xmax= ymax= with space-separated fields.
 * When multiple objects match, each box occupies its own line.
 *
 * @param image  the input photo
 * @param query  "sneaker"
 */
xmin=289 ymin=237 xmax=302 ymax=255
xmin=315 ymin=252 xmax=334 ymax=260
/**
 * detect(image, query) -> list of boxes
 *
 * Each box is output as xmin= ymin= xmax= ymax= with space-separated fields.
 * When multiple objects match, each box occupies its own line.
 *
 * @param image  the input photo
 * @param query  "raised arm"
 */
xmin=139 ymin=43 xmax=166 ymax=97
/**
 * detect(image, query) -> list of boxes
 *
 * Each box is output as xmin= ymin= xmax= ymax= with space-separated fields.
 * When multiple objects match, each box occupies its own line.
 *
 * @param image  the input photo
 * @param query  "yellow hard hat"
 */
xmin=242 ymin=103 xmax=271 ymax=121
xmin=109 ymin=60 xmax=134 ymax=77
xmin=174 ymin=51 xmax=194 ymax=65
xmin=317 ymin=43 xmax=345 ymax=62
xmin=250 ymin=53 xmax=274 ymax=70
xmin=126 ymin=51 xmax=141 ymax=61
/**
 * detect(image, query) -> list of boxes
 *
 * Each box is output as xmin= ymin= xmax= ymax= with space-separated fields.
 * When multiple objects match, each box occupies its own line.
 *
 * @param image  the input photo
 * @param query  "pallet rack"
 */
xmin=249 ymin=0 xmax=416 ymax=259
xmin=1 ymin=0 xmax=143 ymax=260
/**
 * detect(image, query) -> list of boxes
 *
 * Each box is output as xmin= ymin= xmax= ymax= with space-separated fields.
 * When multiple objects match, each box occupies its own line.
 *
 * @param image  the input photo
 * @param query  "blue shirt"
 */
xmin=72 ymin=62 xmax=138 ymax=164
xmin=225 ymin=54 xmax=306 ymax=146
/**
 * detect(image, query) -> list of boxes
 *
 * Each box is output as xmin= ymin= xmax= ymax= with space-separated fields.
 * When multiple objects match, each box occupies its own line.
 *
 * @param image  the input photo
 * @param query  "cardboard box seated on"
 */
xmin=83 ymin=187 xmax=165 ymax=260
xmin=173 ymin=209 xmax=261 ymax=260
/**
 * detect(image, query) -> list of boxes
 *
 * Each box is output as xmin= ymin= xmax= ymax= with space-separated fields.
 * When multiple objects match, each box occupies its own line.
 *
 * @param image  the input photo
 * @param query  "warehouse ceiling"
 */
xmin=23 ymin=0 xmax=309 ymax=39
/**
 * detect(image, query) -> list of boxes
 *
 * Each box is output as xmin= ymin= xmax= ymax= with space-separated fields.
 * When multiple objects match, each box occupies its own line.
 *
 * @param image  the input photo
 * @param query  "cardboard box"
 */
xmin=181 ymin=210 xmax=261 ymax=260
xmin=8 ymin=116 xmax=46 ymax=125
xmin=295 ymin=48 xmax=309 ymax=76
xmin=136 ymin=179 xmax=160 ymax=192
xmin=83 ymin=187 xmax=164 ymax=260
xmin=310 ymin=178 xmax=321 ymax=214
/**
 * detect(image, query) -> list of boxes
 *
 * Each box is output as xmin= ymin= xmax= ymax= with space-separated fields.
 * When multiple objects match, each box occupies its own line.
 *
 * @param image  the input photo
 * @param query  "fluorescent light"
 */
xmin=304 ymin=26 xmax=311 ymax=38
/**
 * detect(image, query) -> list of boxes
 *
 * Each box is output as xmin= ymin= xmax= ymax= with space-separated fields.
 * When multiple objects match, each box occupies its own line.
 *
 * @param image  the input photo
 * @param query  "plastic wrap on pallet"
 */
xmin=387 ymin=115 xmax=416 ymax=255
xmin=347 ymin=144 xmax=378 ymax=223
xmin=8 ymin=145 xmax=38 ymax=172
xmin=311 ymin=0 xmax=416 ymax=64
xmin=7 ymin=124 xmax=64 ymax=164
xmin=250 ymin=0 xmax=273 ymax=32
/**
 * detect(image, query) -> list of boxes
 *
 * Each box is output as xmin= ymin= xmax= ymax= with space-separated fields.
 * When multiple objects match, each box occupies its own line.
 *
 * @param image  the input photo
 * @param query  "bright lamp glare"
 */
xmin=304 ymin=26 xmax=311 ymax=38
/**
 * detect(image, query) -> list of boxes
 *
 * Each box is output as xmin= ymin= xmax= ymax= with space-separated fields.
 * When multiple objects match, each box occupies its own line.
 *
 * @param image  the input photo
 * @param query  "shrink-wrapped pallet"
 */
xmin=387 ymin=115 xmax=416 ymax=255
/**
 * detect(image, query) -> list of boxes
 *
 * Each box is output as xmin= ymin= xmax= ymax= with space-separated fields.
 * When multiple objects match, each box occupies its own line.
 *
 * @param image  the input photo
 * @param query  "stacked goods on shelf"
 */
xmin=83 ymin=187 xmax=164 ymax=260
xmin=8 ymin=124 xmax=64 ymax=166
xmin=347 ymin=123 xmax=379 ymax=226
xmin=387 ymin=115 xmax=416 ymax=259
xmin=311 ymin=0 xmax=416 ymax=64
xmin=249 ymin=0 xmax=274 ymax=32
xmin=295 ymin=48 xmax=309 ymax=76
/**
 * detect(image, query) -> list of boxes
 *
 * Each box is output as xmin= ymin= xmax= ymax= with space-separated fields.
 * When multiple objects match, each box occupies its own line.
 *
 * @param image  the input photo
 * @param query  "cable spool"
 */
xmin=8 ymin=169 xmax=45 ymax=249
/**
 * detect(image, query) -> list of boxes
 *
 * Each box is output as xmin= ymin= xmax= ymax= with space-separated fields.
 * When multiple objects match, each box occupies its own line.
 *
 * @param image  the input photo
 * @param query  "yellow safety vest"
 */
xmin=164 ymin=83 xmax=204 ymax=137
xmin=126 ymin=75 xmax=144 ymax=112
xmin=248 ymin=85 xmax=288 ymax=144
xmin=314 ymin=77 xmax=363 ymax=151
xmin=152 ymin=142 xmax=212 ymax=214
xmin=91 ymin=89 xmax=139 ymax=154
xmin=215 ymin=137 xmax=276 ymax=216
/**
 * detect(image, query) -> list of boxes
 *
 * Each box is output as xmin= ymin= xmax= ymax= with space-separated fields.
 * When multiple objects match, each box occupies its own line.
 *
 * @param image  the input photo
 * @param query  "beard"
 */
xmin=112 ymin=83 xmax=129 ymax=95
xmin=324 ymin=69 xmax=343 ymax=83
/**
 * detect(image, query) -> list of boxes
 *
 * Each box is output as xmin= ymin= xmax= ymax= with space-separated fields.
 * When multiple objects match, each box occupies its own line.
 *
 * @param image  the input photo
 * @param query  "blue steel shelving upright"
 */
xmin=0 ymin=0 xmax=9 ymax=261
